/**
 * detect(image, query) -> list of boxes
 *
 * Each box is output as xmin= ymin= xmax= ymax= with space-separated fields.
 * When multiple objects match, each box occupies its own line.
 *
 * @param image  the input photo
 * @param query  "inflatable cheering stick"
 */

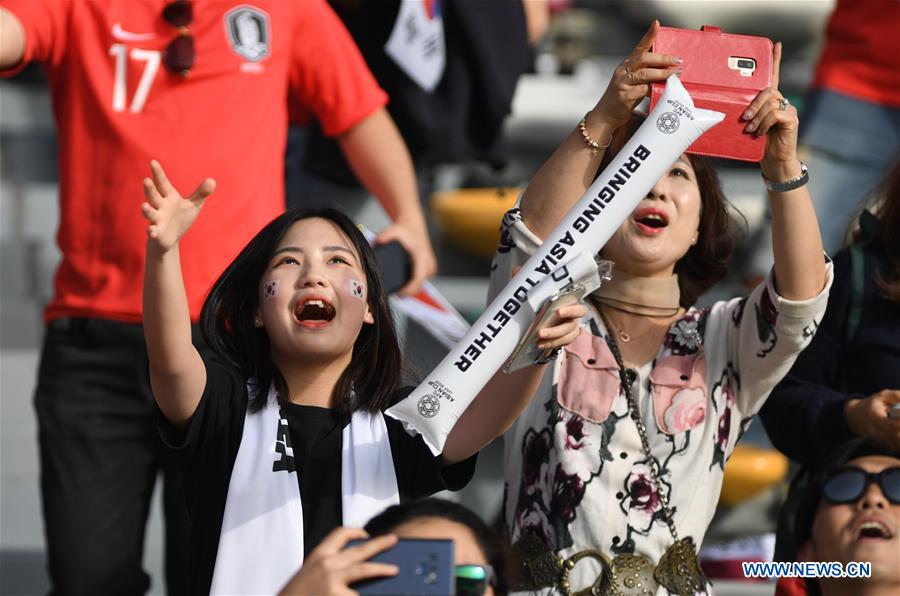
xmin=388 ymin=75 xmax=725 ymax=454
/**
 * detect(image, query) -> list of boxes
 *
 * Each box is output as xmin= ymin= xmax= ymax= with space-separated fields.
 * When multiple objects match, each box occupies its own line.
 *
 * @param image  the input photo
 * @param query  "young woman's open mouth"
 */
xmin=632 ymin=207 xmax=669 ymax=235
xmin=293 ymin=296 xmax=336 ymax=328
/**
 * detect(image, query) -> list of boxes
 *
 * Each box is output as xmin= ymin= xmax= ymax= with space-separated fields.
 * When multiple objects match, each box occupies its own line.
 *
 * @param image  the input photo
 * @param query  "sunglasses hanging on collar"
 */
xmin=162 ymin=0 xmax=194 ymax=75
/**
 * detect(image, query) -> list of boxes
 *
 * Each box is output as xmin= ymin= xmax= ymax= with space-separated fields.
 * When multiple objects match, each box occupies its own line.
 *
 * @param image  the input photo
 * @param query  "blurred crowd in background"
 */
xmin=1 ymin=1 xmax=898 ymax=595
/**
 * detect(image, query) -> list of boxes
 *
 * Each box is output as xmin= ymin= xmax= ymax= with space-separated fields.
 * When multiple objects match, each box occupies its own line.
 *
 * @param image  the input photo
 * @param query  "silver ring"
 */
xmin=778 ymin=97 xmax=789 ymax=111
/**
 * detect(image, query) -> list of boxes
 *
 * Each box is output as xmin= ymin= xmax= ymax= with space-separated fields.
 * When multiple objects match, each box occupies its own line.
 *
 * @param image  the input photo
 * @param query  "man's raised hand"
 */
xmin=141 ymin=160 xmax=216 ymax=252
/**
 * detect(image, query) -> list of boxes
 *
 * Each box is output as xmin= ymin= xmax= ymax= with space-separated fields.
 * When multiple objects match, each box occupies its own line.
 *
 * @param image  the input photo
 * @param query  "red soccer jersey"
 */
xmin=812 ymin=0 xmax=900 ymax=107
xmin=2 ymin=0 xmax=387 ymax=322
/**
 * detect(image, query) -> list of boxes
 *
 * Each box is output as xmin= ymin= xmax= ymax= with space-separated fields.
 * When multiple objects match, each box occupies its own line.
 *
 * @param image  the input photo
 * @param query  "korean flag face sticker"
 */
xmin=350 ymin=279 xmax=365 ymax=300
xmin=263 ymin=280 xmax=279 ymax=300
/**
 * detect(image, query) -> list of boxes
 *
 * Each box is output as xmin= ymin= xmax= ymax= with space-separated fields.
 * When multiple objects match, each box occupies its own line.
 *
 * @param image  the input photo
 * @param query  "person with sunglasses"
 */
xmin=779 ymin=439 xmax=900 ymax=596
xmin=279 ymin=498 xmax=506 ymax=596
xmin=0 ymin=1 xmax=437 ymax=595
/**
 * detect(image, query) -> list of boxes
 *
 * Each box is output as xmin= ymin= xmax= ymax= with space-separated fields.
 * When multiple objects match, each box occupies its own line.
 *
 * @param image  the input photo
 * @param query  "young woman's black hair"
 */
xmin=365 ymin=498 xmax=508 ymax=595
xmin=870 ymin=152 xmax=900 ymax=302
xmin=200 ymin=208 xmax=402 ymax=417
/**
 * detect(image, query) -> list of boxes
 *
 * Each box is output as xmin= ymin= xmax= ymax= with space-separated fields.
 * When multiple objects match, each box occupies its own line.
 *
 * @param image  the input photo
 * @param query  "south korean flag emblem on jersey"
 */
xmin=224 ymin=6 xmax=270 ymax=62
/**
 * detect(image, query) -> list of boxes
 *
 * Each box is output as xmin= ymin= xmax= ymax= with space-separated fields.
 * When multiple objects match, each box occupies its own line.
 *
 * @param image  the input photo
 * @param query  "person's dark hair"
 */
xmin=200 ymin=208 xmax=402 ymax=417
xmin=595 ymin=112 xmax=740 ymax=307
xmin=871 ymin=153 xmax=900 ymax=302
xmin=365 ymin=499 xmax=508 ymax=595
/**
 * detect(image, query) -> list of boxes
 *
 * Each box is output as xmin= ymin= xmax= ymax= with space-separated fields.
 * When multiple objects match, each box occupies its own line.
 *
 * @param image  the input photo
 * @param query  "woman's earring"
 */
xmin=691 ymin=234 xmax=699 ymax=246
xmin=254 ymin=316 xmax=263 ymax=328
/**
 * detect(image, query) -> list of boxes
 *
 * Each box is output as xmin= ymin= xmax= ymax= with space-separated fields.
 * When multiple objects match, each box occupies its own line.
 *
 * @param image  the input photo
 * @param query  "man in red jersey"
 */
xmin=749 ymin=0 xmax=900 ymax=276
xmin=0 ymin=1 xmax=436 ymax=594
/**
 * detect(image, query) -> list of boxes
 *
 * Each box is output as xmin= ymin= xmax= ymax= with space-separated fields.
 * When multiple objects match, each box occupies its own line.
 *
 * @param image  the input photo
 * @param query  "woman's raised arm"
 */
xmin=441 ymin=301 xmax=587 ymax=464
xmin=520 ymin=20 xmax=681 ymax=239
xmin=745 ymin=43 xmax=826 ymax=300
xmin=141 ymin=160 xmax=216 ymax=427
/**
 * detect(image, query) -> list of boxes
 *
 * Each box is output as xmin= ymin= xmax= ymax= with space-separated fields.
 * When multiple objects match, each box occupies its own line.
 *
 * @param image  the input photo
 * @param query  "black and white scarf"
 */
xmin=210 ymin=384 xmax=399 ymax=595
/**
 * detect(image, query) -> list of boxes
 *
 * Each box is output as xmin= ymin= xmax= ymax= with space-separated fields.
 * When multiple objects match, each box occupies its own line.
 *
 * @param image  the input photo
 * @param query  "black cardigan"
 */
xmin=760 ymin=213 xmax=900 ymax=465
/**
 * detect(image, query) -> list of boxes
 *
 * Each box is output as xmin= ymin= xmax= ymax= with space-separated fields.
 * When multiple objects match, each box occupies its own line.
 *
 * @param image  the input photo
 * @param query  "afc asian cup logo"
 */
xmin=656 ymin=112 xmax=680 ymax=134
xmin=417 ymin=395 xmax=440 ymax=418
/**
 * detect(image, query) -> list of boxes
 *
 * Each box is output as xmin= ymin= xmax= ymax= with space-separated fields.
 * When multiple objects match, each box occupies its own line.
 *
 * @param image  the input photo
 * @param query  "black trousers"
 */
xmin=34 ymin=318 xmax=198 ymax=596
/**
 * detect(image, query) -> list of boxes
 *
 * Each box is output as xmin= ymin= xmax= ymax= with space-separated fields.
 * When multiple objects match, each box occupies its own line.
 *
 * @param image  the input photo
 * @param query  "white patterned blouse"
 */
xmin=489 ymin=207 xmax=833 ymax=594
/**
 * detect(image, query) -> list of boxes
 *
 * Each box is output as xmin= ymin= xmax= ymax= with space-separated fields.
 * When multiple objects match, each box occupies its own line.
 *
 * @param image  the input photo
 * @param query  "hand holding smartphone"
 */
xmin=348 ymin=538 xmax=454 ymax=595
xmin=889 ymin=403 xmax=900 ymax=420
xmin=650 ymin=25 xmax=774 ymax=162
xmin=374 ymin=240 xmax=413 ymax=295
xmin=503 ymin=284 xmax=587 ymax=373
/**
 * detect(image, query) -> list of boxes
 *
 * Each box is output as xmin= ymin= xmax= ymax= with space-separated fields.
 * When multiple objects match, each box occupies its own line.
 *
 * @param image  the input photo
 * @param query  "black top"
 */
xmin=160 ymin=357 xmax=477 ymax=596
xmin=760 ymin=216 xmax=900 ymax=465
xmin=303 ymin=0 xmax=530 ymax=181
xmin=282 ymin=403 xmax=343 ymax=555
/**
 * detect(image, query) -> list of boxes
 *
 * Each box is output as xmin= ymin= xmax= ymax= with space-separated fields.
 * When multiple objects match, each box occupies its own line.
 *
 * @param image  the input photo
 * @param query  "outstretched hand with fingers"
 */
xmin=375 ymin=220 xmax=437 ymax=296
xmin=140 ymin=160 xmax=216 ymax=253
xmin=740 ymin=43 xmax=800 ymax=173
xmin=846 ymin=389 xmax=900 ymax=451
xmin=278 ymin=527 xmax=399 ymax=596
xmin=593 ymin=20 xmax=682 ymax=128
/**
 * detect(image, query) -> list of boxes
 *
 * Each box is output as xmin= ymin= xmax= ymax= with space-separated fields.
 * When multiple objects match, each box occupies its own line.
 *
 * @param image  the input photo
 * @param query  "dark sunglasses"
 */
xmin=162 ymin=0 xmax=194 ymax=75
xmin=455 ymin=564 xmax=495 ymax=596
xmin=822 ymin=466 xmax=900 ymax=505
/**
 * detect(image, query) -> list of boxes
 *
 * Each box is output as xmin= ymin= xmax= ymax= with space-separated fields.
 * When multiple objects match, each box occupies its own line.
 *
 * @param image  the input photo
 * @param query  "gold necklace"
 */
xmin=604 ymin=315 xmax=632 ymax=343
xmin=592 ymin=297 xmax=631 ymax=342
xmin=594 ymin=298 xmax=684 ymax=345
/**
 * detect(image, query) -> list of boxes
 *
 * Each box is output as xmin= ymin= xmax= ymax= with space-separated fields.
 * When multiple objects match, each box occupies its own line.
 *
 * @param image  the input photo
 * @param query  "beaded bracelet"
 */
xmin=579 ymin=113 xmax=612 ymax=154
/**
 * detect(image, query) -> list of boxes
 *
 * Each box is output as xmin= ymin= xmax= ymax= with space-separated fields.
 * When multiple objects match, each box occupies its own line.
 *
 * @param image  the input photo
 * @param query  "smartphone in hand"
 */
xmin=374 ymin=240 xmax=413 ymax=295
xmin=503 ymin=283 xmax=587 ymax=373
xmin=348 ymin=538 xmax=454 ymax=595
xmin=650 ymin=25 xmax=774 ymax=162
xmin=889 ymin=402 xmax=900 ymax=420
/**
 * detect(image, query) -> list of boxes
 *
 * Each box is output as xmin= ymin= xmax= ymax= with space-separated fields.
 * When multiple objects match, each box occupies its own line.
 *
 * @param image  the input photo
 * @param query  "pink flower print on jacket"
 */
xmin=619 ymin=462 xmax=670 ymax=535
xmin=514 ymin=428 xmax=554 ymax=546
xmin=710 ymin=364 xmax=739 ymax=470
xmin=755 ymin=286 xmax=779 ymax=357
xmin=496 ymin=207 xmax=521 ymax=255
xmin=550 ymin=464 xmax=587 ymax=542
xmin=712 ymin=405 xmax=733 ymax=470
xmin=664 ymin=390 xmax=707 ymax=434
xmin=557 ymin=329 xmax=620 ymax=422
xmin=650 ymin=352 xmax=708 ymax=435
xmin=563 ymin=413 xmax=587 ymax=450
xmin=514 ymin=424 xmax=590 ymax=550
xmin=553 ymin=409 xmax=609 ymax=486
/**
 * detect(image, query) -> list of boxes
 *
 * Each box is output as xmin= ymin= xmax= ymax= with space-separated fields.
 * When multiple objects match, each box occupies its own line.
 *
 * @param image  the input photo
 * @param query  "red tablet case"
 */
xmin=650 ymin=26 xmax=773 ymax=162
